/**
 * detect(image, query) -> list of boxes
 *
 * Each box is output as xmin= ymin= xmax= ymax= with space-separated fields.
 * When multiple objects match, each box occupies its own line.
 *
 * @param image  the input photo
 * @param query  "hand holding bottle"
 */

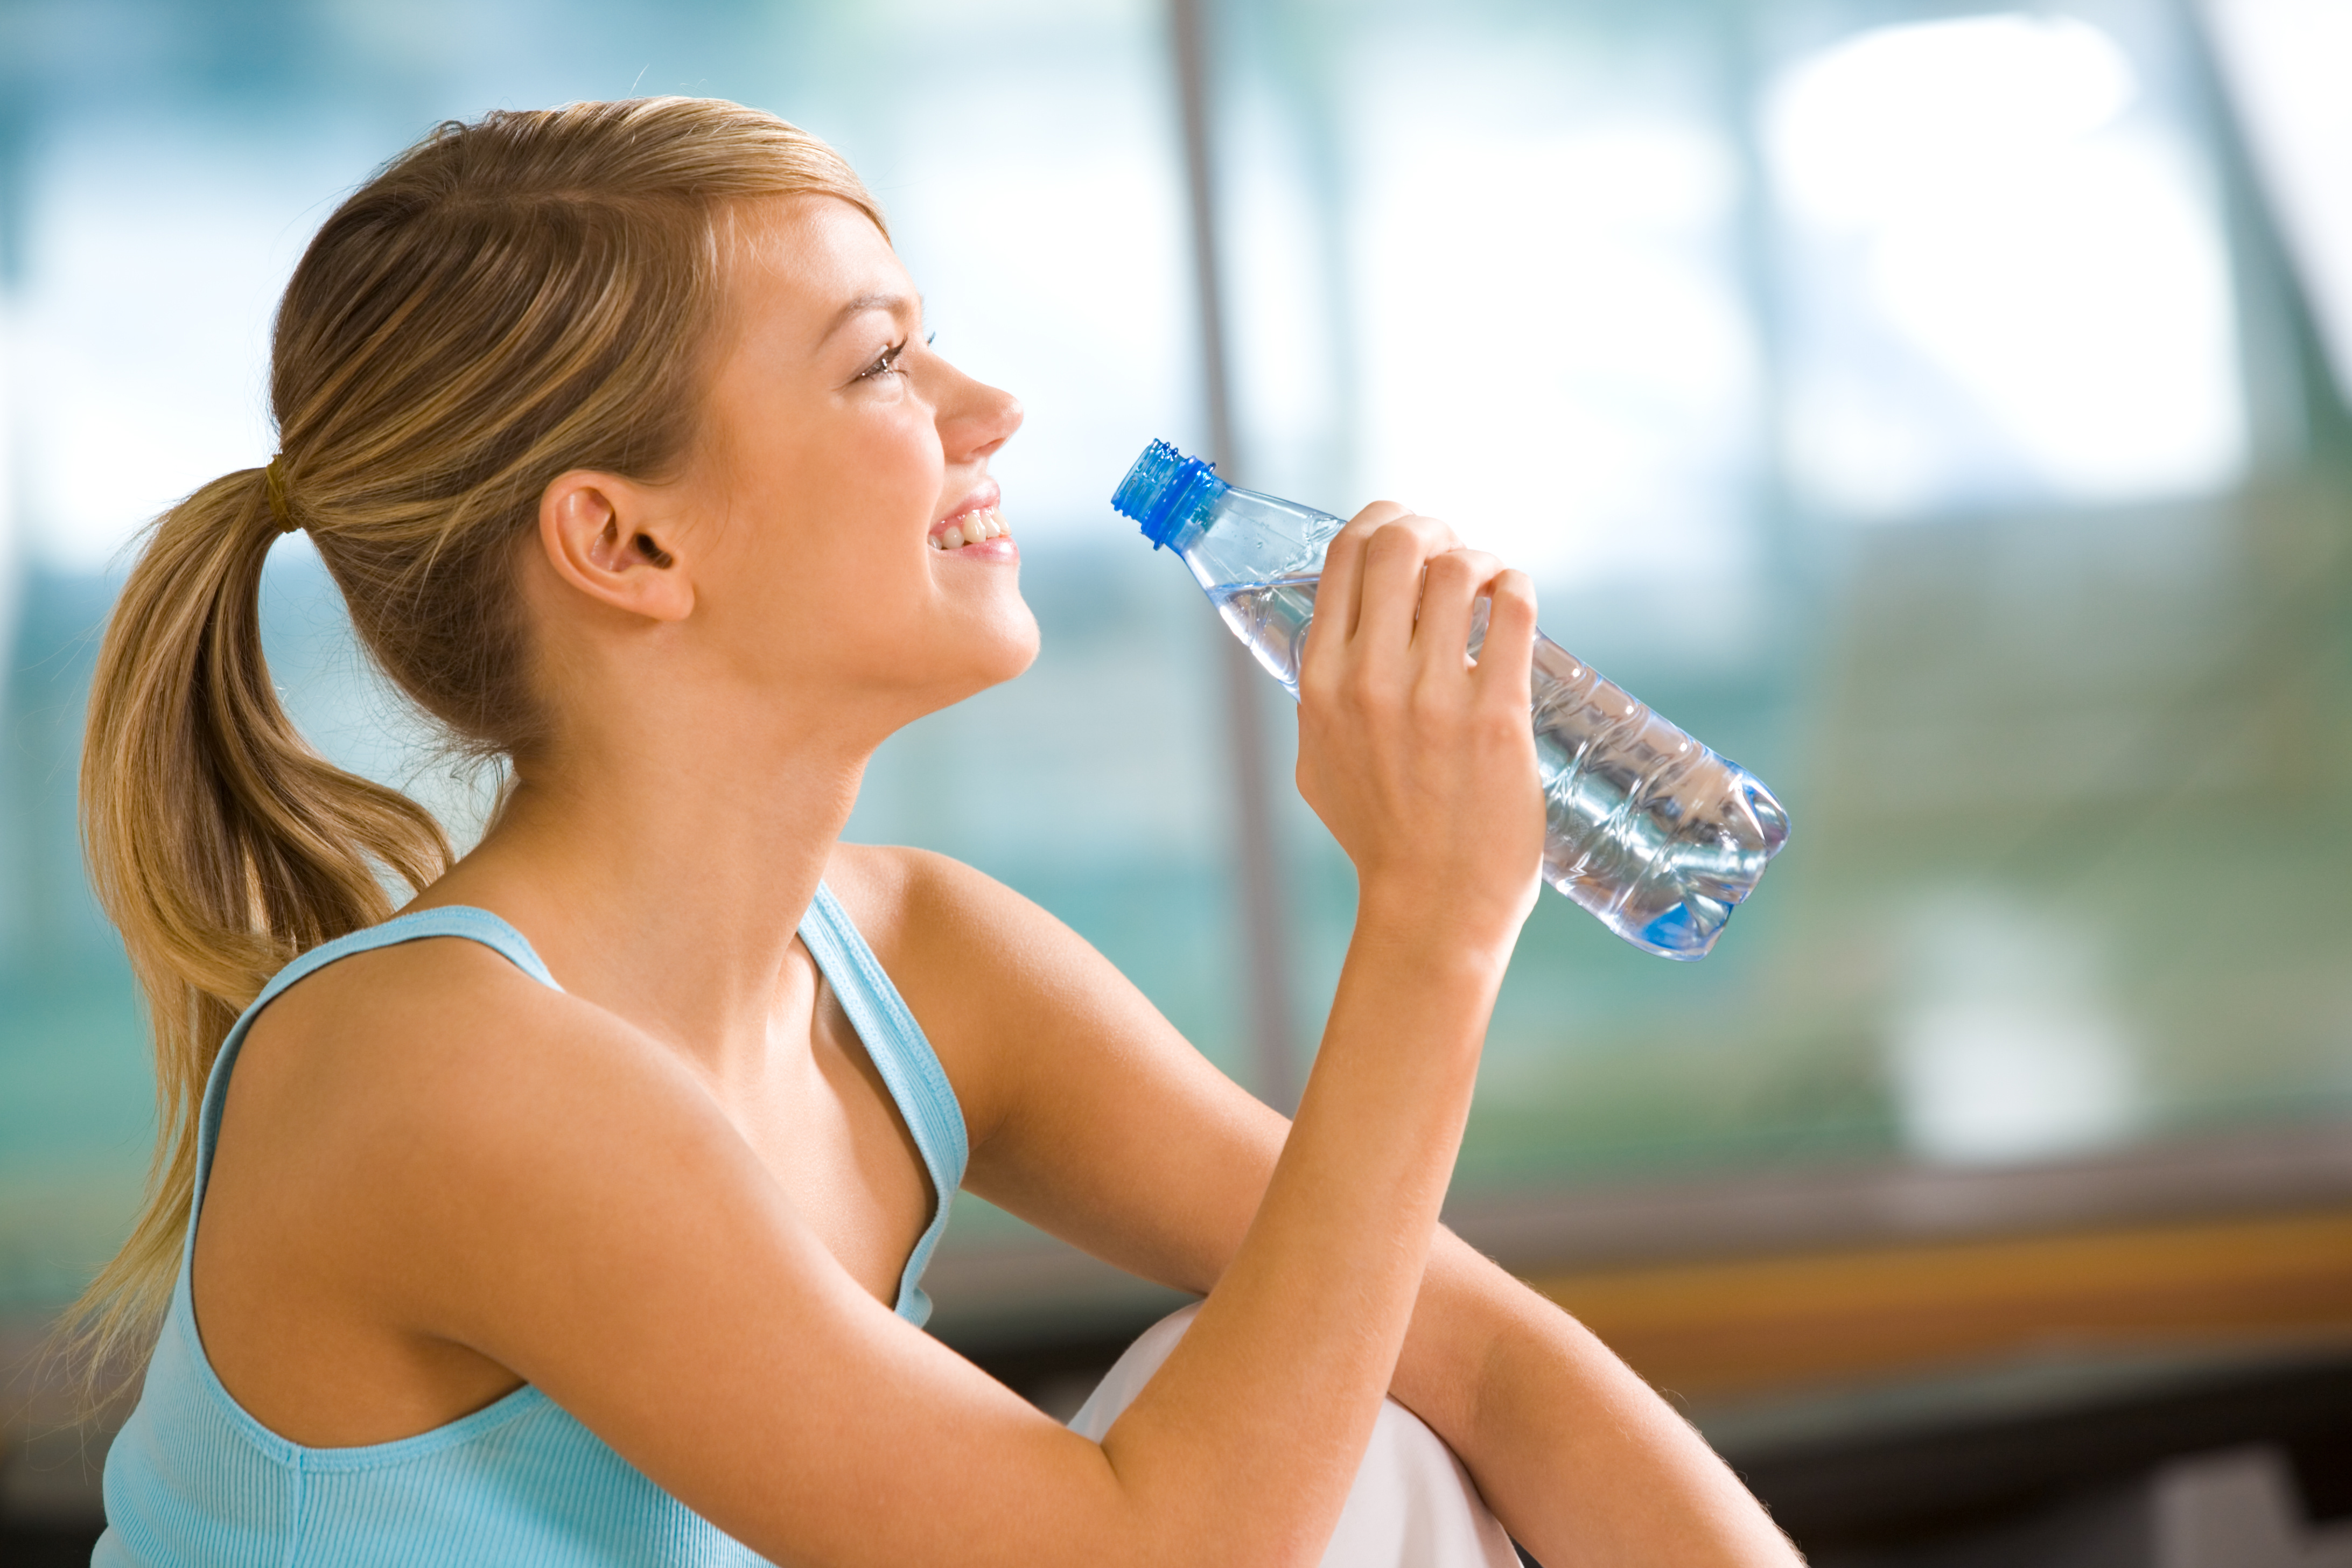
xmin=1293 ymin=505 xmax=1546 ymax=957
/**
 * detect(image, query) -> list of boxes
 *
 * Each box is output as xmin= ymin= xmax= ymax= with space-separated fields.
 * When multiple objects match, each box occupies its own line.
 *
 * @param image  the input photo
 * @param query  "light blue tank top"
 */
xmin=96 ymin=885 xmax=968 ymax=1566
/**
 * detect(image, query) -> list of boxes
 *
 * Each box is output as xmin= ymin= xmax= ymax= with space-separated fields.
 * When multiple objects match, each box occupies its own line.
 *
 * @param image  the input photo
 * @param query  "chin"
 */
xmin=978 ymin=607 xmax=1042 ymax=686
xmin=912 ymin=604 xmax=1039 ymax=713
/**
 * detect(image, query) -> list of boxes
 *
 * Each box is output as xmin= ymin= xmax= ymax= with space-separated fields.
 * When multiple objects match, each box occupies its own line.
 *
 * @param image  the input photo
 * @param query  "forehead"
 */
xmin=723 ymin=193 xmax=907 ymax=344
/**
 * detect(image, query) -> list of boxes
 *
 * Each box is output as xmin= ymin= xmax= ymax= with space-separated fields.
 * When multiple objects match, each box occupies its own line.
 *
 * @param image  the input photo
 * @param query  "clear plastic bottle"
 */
xmin=1112 ymin=439 xmax=1790 ymax=960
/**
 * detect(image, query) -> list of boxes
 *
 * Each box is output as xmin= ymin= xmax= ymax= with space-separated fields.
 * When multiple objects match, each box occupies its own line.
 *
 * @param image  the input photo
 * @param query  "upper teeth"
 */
xmin=932 ymin=508 xmax=1009 ymax=549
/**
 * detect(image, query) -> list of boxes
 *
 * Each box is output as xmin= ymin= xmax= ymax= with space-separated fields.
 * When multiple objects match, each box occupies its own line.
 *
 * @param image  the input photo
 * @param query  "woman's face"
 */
xmin=670 ymin=192 xmax=1035 ymax=735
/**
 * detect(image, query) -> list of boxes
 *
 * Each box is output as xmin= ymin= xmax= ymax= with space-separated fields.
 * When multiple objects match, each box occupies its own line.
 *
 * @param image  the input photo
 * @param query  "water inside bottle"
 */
xmin=1205 ymin=572 xmax=1789 ymax=959
xmin=1207 ymin=573 xmax=1320 ymax=698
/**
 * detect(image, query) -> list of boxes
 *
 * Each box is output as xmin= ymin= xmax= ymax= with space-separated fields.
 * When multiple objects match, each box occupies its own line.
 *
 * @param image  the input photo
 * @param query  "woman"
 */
xmin=73 ymin=98 xmax=1797 ymax=1566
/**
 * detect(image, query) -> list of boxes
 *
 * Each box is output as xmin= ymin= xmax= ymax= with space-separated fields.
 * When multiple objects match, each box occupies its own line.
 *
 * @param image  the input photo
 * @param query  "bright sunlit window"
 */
xmin=2203 ymin=0 xmax=2352 ymax=404
xmin=1768 ymin=10 xmax=2246 ymax=517
xmin=1329 ymin=28 xmax=1761 ymax=603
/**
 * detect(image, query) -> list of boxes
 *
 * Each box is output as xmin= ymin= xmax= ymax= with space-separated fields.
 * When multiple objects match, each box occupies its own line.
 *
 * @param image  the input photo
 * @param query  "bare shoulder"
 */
xmin=822 ymin=842 xmax=1038 ymax=934
xmin=823 ymin=843 xmax=1108 ymax=1005
xmin=820 ymin=842 xmax=1118 ymax=1003
xmin=817 ymin=844 xmax=1243 ymax=1174
xmin=218 ymin=931 xmax=757 ymax=1337
xmin=818 ymin=844 xmax=1153 ymax=1138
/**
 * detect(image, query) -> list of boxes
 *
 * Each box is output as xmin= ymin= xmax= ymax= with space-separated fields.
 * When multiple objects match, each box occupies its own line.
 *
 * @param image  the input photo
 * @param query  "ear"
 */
xmin=536 ymin=471 xmax=695 ymax=624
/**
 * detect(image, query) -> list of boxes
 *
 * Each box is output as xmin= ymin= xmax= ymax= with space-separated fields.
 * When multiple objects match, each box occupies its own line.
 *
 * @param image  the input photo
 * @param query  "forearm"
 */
xmin=1008 ymin=510 xmax=1555 ymax=1564
xmin=1099 ymin=916 xmax=1502 ymax=1563
xmin=1397 ymin=1239 xmax=1802 ymax=1567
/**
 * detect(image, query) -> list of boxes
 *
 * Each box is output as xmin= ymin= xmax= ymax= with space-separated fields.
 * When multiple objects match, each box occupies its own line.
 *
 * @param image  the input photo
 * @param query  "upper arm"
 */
xmin=833 ymin=848 xmax=1534 ymax=1444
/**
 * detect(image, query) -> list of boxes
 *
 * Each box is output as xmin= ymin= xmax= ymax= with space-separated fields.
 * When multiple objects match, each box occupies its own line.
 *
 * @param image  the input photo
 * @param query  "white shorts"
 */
xmin=1066 ymin=1304 xmax=1524 ymax=1568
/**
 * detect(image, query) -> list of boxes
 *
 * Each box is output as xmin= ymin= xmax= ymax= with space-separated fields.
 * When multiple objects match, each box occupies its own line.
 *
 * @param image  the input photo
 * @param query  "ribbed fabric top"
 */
xmin=96 ymin=885 xmax=968 ymax=1567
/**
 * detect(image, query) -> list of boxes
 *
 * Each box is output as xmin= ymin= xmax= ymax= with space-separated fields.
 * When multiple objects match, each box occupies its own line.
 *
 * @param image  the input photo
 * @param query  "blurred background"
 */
xmin=3 ymin=0 xmax=2350 ymax=1563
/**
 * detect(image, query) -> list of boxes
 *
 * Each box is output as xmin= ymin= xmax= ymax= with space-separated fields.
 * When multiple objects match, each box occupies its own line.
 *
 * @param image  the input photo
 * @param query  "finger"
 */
xmin=1410 ymin=548 xmax=1504 ymax=673
xmin=1470 ymin=568 xmax=1539 ymax=711
xmin=1311 ymin=500 xmax=1414 ymax=647
xmin=1352 ymin=516 xmax=1451 ymax=656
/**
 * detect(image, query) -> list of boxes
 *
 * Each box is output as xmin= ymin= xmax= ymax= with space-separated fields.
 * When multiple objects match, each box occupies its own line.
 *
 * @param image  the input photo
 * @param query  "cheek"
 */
xmin=841 ymin=403 xmax=944 ymax=520
xmin=733 ymin=401 xmax=936 ymax=535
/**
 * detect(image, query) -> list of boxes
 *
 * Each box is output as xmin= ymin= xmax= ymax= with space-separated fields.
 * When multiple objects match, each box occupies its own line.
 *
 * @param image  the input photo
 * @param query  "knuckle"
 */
xmin=1486 ymin=714 xmax=1532 ymax=756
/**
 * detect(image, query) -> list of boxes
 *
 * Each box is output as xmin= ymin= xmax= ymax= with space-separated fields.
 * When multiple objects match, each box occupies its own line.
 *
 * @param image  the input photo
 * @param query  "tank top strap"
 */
xmin=795 ymin=881 xmax=969 ymax=1326
xmin=181 ymin=906 xmax=564 ymax=1277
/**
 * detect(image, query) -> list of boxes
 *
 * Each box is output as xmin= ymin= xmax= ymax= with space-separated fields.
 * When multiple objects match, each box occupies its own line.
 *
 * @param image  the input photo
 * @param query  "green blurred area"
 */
xmin=1465 ymin=476 xmax=2352 ymax=1189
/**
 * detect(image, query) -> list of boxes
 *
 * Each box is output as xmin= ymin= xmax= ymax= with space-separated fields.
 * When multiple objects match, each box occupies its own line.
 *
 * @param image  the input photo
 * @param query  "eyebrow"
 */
xmin=818 ymin=291 xmax=919 ymax=348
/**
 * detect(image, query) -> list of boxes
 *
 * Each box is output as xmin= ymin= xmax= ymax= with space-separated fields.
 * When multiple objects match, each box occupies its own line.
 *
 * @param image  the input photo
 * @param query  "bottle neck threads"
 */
xmin=1111 ymin=439 xmax=1230 ymax=550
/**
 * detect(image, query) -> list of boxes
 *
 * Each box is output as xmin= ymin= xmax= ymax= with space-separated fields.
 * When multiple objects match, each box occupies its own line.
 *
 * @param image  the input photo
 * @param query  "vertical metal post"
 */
xmin=0 ymin=99 xmax=26 ymax=729
xmin=1168 ymin=0 xmax=1298 ymax=1112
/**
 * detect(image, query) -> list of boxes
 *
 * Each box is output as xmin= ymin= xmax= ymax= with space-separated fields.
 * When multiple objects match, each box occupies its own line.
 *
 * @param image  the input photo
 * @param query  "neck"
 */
xmin=418 ymin=702 xmax=877 ymax=1081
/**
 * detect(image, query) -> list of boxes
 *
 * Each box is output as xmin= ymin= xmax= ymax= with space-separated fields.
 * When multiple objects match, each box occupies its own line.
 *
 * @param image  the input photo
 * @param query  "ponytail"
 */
xmin=65 ymin=466 xmax=451 ymax=1378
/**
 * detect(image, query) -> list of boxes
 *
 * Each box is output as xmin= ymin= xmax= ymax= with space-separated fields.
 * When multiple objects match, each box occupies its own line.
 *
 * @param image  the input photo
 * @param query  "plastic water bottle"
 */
xmin=1112 ymin=439 xmax=1789 ymax=960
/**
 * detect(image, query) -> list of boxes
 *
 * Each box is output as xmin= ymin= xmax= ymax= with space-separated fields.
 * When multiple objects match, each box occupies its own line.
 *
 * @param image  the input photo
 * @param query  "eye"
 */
xmin=856 ymin=340 xmax=909 ymax=382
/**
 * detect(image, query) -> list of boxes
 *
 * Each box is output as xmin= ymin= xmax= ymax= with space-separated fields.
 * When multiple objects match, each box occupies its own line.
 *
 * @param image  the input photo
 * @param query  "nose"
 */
xmin=940 ymin=366 xmax=1023 ymax=463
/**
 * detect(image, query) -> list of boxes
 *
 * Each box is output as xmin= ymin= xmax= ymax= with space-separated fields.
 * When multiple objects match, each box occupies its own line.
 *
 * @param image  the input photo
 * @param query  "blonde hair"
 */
xmin=69 ymin=97 xmax=883 ymax=1378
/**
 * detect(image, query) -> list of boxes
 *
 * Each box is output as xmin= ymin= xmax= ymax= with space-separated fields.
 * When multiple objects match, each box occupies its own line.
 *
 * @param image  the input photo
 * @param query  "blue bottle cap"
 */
xmin=1111 ymin=438 xmax=1229 ymax=550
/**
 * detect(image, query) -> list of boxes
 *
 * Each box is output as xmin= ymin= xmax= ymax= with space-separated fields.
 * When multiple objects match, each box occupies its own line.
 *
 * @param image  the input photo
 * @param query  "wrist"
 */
xmin=1349 ymin=881 xmax=1523 ymax=984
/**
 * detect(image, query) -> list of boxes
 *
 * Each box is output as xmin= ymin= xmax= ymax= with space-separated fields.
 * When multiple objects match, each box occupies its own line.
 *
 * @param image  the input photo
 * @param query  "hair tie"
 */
xmin=263 ymin=456 xmax=299 ymax=534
